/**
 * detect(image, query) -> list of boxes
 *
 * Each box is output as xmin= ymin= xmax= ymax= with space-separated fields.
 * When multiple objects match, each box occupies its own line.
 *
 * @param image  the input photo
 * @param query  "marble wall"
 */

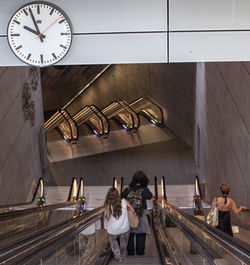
xmin=195 ymin=62 xmax=250 ymax=207
xmin=0 ymin=67 xmax=46 ymax=204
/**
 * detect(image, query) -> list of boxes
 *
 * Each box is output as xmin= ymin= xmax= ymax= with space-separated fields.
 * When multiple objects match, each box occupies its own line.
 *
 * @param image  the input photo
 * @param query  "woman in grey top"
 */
xmin=122 ymin=171 xmax=153 ymax=255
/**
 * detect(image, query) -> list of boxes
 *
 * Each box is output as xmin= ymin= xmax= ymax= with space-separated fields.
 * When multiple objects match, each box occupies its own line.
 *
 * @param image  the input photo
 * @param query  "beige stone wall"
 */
xmin=0 ymin=67 xmax=45 ymax=204
xmin=195 ymin=62 xmax=250 ymax=207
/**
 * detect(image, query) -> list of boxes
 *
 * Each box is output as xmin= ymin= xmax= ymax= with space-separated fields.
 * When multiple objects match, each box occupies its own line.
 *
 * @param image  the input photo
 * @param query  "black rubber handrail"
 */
xmin=162 ymin=207 xmax=220 ymax=265
xmin=151 ymin=210 xmax=175 ymax=265
xmin=162 ymin=201 xmax=250 ymax=264
xmin=130 ymin=96 xmax=164 ymax=126
xmin=76 ymin=177 xmax=84 ymax=198
xmin=91 ymin=104 xmax=110 ymax=135
xmin=113 ymin=100 xmax=135 ymax=130
xmin=0 ymin=178 xmax=43 ymax=209
xmin=0 ymin=201 xmax=76 ymax=222
xmin=119 ymin=100 xmax=140 ymax=130
xmin=56 ymin=110 xmax=73 ymax=141
xmin=154 ymin=176 xmax=158 ymax=200
xmin=0 ymin=177 xmax=79 ymax=221
xmin=73 ymin=105 xmax=108 ymax=137
xmin=0 ymin=207 xmax=105 ymax=265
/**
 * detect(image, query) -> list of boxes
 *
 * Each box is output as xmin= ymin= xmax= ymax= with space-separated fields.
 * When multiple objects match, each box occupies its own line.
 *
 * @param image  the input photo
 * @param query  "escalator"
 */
xmin=0 ymin=180 xmax=249 ymax=265
xmin=0 ymin=178 xmax=45 ymax=213
xmin=0 ymin=177 xmax=83 ymax=250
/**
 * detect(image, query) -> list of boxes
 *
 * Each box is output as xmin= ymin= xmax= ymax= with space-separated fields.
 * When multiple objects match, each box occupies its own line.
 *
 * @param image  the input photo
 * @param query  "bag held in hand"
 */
xmin=206 ymin=197 xmax=219 ymax=227
xmin=127 ymin=208 xmax=139 ymax=228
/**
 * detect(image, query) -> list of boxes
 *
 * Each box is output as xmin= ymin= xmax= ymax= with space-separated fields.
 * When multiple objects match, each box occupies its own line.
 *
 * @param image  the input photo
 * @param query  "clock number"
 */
xmin=40 ymin=54 xmax=43 ymax=64
xmin=37 ymin=5 xmax=40 ymax=15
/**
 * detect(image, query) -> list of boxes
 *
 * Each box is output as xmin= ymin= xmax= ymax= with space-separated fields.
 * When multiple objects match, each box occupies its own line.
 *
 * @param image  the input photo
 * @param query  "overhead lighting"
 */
xmin=62 ymin=64 xmax=111 ymax=110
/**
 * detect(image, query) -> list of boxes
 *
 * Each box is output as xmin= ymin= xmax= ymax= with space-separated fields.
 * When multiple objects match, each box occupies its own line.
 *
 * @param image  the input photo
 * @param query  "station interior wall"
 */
xmin=46 ymin=63 xmax=196 ymax=187
xmin=0 ymin=66 xmax=46 ymax=204
xmin=195 ymin=62 xmax=250 ymax=208
xmin=62 ymin=63 xmax=195 ymax=147
xmin=1 ymin=1 xmax=250 ymax=66
xmin=48 ymin=139 xmax=197 ymax=187
xmin=0 ymin=62 xmax=250 ymax=208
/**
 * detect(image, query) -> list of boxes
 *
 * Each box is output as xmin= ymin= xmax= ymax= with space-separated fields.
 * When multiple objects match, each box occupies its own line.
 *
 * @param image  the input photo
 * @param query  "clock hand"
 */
xmin=23 ymin=26 xmax=46 ymax=39
xmin=28 ymin=8 xmax=43 ymax=43
xmin=35 ymin=16 xmax=62 ymax=39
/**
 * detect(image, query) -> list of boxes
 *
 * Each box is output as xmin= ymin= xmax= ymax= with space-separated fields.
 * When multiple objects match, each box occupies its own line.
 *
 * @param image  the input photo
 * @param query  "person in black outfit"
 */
xmin=121 ymin=171 xmax=152 ymax=255
xmin=210 ymin=182 xmax=246 ymax=236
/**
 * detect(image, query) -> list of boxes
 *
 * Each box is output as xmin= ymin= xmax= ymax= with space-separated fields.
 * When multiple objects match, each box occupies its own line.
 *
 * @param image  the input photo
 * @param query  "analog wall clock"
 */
xmin=7 ymin=1 xmax=73 ymax=67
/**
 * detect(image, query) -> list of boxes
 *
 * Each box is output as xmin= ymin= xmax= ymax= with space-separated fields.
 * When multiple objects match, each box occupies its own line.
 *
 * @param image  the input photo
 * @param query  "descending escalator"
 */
xmin=0 ymin=177 xmax=82 ymax=250
xmin=0 ymin=179 xmax=249 ymax=265
xmin=0 ymin=178 xmax=45 ymax=214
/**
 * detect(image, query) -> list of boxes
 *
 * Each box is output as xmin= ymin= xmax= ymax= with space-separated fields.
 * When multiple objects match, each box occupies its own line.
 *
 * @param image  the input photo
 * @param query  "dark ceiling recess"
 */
xmin=41 ymin=65 xmax=109 ymax=121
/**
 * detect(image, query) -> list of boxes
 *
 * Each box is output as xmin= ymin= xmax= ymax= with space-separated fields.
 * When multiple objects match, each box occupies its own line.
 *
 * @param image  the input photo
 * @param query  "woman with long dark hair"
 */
xmin=104 ymin=187 xmax=135 ymax=261
xmin=210 ymin=182 xmax=246 ymax=236
xmin=121 ymin=171 xmax=153 ymax=255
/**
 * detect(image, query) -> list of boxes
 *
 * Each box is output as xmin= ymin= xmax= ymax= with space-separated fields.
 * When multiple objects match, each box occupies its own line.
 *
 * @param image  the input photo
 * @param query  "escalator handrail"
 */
xmin=162 ymin=201 xmax=250 ymax=264
xmin=0 ymin=178 xmax=43 ymax=209
xmin=0 ymin=177 xmax=79 ymax=221
xmin=0 ymin=206 xmax=105 ymax=264
xmin=195 ymin=175 xmax=203 ymax=199
xmin=151 ymin=210 xmax=176 ymax=265
xmin=76 ymin=177 xmax=84 ymax=198
xmin=162 ymin=207 xmax=222 ymax=265
xmin=67 ymin=177 xmax=77 ymax=201
xmin=91 ymin=104 xmax=110 ymax=134
xmin=0 ymin=201 xmax=77 ymax=222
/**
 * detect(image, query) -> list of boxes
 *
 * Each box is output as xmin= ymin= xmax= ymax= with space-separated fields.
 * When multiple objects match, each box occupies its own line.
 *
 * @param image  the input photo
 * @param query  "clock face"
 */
xmin=7 ymin=1 xmax=73 ymax=67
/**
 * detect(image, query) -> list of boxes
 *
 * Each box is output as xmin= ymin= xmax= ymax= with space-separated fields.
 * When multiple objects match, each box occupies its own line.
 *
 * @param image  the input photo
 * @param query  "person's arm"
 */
xmin=231 ymin=200 xmax=246 ymax=214
xmin=126 ymin=200 xmax=136 ymax=213
xmin=210 ymin=197 xmax=217 ymax=211
xmin=105 ymin=205 xmax=111 ymax=220
xmin=121 ymin=187 xmax=129 ymax=199
xmin=144 ymin=188 xmax=153 ymax=200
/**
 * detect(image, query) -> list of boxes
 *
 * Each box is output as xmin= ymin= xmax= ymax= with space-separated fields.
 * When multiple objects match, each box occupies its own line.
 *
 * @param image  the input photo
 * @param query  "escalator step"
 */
xmin=109 ymin=228 xmax=162 ymax=264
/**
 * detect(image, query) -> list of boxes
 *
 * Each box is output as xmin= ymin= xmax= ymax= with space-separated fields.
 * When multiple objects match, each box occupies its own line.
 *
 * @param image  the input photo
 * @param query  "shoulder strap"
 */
xmin=138 ymin=188 xmax=144 ymax=194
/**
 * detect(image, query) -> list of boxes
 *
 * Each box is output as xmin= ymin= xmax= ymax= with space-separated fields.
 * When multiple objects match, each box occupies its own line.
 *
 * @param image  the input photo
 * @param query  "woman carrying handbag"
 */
xmin=104 ymin=187 xmax=135 ymax=262
xmin=209 ymin=182 xmax=246 ymax=236
xmin=122 ymin=171 xmax=153 ymax=256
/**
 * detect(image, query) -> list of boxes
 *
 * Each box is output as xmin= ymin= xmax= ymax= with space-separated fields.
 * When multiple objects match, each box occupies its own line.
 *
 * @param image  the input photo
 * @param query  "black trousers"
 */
xmin=127 ymin=233 xmax=146 ymax=255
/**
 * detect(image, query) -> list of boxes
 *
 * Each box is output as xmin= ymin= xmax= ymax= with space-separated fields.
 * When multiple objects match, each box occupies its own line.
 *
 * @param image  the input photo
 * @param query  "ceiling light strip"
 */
xmin=62 ymin=64 xmax=111 ymax=110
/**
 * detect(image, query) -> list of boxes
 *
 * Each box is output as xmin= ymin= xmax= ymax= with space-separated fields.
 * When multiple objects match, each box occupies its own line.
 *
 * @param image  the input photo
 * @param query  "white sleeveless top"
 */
xmin=106 ymin=199 xmax=130 ymax=235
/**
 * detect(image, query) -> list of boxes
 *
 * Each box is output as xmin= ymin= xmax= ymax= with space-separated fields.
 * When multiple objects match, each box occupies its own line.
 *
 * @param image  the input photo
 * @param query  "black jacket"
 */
xmin=121 ymin=185 xmax=153 ymax=209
